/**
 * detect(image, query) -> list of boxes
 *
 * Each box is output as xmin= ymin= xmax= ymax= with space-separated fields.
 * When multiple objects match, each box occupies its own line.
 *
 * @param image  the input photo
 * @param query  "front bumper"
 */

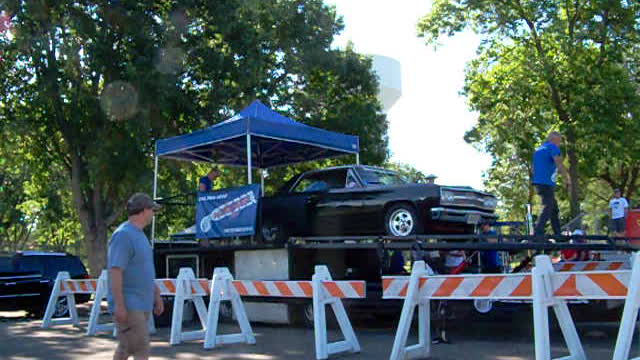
xmin=430 ymin=207 xmax=498 ymax=224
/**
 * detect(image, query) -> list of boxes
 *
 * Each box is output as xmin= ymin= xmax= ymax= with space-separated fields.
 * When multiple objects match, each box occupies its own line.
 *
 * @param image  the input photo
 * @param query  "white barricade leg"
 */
xmin=41 ymin=272 xmax=80 ymax=329
xmin=389 ymin=261 xmax=430 ymax=360
xmin=533 ymin=255 xmax=585 ymax=360
xmin=313 ymin=265 xmax=361 ymax=360
xmin=86 ymin=270 xmax=114 ymax=336
xmin=170 ymin=268 xmax=208 ymax=345
xmin=613 ymin=252 xmax=640 ymax=360
xmin=203 ymin=268 xmax=255 ymax=350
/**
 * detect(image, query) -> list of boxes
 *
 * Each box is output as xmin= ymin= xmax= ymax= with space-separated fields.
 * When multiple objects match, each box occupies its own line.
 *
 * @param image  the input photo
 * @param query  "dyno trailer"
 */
xmin=151 ymin=100 xmax=361 ymax=324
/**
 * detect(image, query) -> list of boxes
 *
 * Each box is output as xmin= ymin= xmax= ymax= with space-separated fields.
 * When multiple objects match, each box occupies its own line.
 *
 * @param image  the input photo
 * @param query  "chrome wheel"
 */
xmin=388 ymin=209 xmax=415 ymax=236
xmin=53 ymin=297 xmax=69 ymax=318
xmin=304 ymin=304 xmax=314 ymax=324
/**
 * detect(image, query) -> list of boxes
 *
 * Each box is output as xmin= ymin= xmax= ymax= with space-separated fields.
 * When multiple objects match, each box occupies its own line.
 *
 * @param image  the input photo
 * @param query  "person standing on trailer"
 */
xmin=609 ymin=188 xmax=629 ymax=238
xmin=109 ymin=193 xmax=164 ymax=360
xmin=199 ymin=168 xmax=220 ymax=192
xmin=532 ymin=131 xmax=570 ymax=240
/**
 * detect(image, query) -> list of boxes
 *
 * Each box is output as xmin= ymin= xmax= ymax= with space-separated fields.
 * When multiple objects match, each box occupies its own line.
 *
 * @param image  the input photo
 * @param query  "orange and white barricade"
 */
xmin=554 ymin=260 xmax=629 ymax=272
xmin=384 ymin=255 xmax=633 ymax=360
xmin=42 ymin=272 xmax=99 ymax=329
xmin=203 ymin=265 xmax=365 ymax=360
xmin=166 ymin=268 xmax=210 ymax=345
xmin=85 ymin=270 xmax=114 ymax=335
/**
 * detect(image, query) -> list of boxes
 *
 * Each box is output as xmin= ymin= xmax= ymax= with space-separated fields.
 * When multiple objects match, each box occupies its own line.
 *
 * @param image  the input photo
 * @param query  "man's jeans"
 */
xmin=534 ymin=184 xmax=561 ymax=237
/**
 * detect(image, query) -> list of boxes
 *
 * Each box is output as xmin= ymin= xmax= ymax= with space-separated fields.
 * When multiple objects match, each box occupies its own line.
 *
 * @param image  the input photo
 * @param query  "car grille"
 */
xmin=440 ymin=187 xmax=497 ymax=210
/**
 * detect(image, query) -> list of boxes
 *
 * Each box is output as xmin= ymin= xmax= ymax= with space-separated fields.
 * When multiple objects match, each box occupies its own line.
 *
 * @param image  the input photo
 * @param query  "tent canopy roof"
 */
xmin=156 ymin=100 xmax=359 ymax=168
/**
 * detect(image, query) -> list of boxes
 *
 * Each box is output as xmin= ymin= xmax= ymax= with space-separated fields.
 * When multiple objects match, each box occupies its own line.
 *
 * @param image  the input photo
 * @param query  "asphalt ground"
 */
xmin=0 ymin=304 xmax=633 ymax=360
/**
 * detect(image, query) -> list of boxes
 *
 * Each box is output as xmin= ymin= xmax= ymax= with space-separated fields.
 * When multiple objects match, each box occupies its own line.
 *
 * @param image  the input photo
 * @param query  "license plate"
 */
xmin=467 ymin=214 xmax=481 ymax=224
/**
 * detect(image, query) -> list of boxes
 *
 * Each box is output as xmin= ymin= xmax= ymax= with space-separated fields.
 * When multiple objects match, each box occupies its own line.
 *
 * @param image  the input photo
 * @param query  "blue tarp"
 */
xmin=156 ymin=100 xmax=359 ymax=168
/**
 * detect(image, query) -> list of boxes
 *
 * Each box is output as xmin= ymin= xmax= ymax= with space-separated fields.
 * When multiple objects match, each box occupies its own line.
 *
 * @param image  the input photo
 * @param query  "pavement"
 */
xmin=0 ymin=307 xmax=631 ymax=360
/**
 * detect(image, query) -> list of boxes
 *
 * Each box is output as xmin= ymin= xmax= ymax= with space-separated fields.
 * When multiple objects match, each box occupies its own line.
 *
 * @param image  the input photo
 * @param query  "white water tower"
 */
xmin=372 ymin=55 xmax=402 ymax=112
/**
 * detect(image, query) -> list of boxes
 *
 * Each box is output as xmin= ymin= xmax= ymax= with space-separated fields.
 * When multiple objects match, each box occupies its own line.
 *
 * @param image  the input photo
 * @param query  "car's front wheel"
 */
xmin=384 ymin=204 xmax=421 ymax=237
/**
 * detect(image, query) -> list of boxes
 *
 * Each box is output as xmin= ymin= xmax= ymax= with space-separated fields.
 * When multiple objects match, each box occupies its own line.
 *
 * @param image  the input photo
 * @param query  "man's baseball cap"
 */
xmin=127 ymin=193 xmax=161 ymax=215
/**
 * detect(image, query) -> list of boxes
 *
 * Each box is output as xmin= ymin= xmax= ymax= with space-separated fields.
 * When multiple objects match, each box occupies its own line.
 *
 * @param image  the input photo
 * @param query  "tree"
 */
xmin=1 ymin=1 xmax=387 ymax=273
xmin=418 ymin=0 xmax=640 ymax=222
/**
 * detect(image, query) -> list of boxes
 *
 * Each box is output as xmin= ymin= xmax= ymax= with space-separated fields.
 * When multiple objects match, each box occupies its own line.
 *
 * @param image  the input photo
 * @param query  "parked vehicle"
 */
xmin=0 ymin=251 xmax=91 ymax=317
xmin=260 ymin=165 xmax=498 ymax=241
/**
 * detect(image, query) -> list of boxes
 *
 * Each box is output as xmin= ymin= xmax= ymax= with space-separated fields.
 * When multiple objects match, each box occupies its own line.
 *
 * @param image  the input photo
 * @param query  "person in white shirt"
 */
xmin=609 ymin=189 xmax=629 ymax=237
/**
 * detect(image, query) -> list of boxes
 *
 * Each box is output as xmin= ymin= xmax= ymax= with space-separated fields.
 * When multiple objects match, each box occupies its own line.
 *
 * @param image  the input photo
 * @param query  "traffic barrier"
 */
xmin=384 ymin=255 xmax=632 ymax=360
xmin=85 ymin=270 xmax=114 ymax=335
xmin=166 ymin=268 xmax=210 ymax=345
xmin=554 ymin=260 xmax=629 ymax=272
xmin=203 ymin=265 xmax=365 ymax=360
xmin=42 ymin=271 xmax=94 ymax=328
xmin=44 ymin=270 xmax=155 ymax=335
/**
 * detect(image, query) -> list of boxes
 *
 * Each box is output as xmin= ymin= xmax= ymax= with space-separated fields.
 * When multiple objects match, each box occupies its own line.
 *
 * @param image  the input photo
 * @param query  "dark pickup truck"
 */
xmin=0 ymin=252 xmax=90 ymax=317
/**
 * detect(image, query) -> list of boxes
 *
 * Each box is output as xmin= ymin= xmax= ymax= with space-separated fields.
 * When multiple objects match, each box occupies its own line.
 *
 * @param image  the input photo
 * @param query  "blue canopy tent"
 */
xmin=151 ymin=100 xmax=360 ymax=240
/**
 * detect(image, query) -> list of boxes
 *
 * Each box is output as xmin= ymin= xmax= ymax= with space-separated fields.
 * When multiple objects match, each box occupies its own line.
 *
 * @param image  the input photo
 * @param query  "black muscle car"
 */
xmin=260 ymin=165 xmax=498 ymax=241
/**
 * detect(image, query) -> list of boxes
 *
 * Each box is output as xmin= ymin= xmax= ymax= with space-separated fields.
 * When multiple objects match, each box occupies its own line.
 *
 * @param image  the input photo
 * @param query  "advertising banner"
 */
xmin=196 ymin=184 xmax=260 ymax=239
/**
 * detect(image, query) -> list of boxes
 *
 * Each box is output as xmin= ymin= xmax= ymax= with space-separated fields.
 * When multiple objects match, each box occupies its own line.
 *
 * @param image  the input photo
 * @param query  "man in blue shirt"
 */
xmin=199 ymin=168 xmax=220 ymax=192
xmin=109 ymin=193 xmax=164 ymax=360
xmin=532 ymin=132 xmax=570 ymax=238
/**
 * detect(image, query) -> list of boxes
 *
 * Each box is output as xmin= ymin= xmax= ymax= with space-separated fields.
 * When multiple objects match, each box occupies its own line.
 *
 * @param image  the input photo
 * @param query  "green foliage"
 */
xmin=0 ymin=1 xmax=387 ymax=269
xmin=418 ymin=0 xmax=640 ymax=227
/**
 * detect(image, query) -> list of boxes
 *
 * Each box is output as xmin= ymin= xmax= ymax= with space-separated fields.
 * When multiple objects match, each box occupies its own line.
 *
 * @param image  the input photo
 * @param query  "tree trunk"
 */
xmin=85 ymin=223 xmax=108 ymax=277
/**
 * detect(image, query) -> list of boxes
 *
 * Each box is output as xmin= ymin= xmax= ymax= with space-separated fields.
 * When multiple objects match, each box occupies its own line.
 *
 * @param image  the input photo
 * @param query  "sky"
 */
xmin=326 ymin=0 xmax=492 ymax=189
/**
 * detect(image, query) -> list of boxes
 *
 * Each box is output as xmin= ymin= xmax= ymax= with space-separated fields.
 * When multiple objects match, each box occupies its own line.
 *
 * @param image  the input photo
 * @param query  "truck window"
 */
xmin=45 ymin=256 xmax=88 ymax=278
xmin=13 ymin=257 xmax=46 ymax=275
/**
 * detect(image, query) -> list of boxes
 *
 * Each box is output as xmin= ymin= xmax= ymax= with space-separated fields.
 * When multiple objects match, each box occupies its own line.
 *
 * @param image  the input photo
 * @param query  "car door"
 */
xmin=313 ymin=169 xmax=365 ymax=235
xmin=261 ymin=173 xmax=327 ymax=237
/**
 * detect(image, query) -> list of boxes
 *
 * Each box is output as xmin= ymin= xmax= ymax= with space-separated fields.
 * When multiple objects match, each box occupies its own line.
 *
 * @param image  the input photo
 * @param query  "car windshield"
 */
xmin=359 ymin=169 xmax=407 ymax=186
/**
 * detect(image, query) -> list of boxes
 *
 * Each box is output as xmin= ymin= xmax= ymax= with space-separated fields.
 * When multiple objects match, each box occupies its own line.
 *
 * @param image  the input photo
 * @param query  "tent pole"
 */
xmin=260 ymin=169 xmax=265 ymax=195
xmin=356 ymin=153 xmax=360 ymax=165
xmin=246 ymin=133 xmax=252 ymax=184
xmin=151 ymin=154 xmax=159 ymax=247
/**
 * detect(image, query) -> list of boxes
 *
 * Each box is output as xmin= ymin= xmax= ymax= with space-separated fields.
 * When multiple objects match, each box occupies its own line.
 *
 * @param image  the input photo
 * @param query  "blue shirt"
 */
xmin=532 ymin=141 xmax=561 ymax=186
xmin=108 ymin=222 xmax=156 ymax=312
xmin=481 ymin=230 xmax=502 ymax=269
xmin=200 ymin=176 xmax=212 ymax=192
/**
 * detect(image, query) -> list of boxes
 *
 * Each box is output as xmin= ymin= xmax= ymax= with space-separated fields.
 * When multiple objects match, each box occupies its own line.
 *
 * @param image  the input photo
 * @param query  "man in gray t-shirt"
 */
xmin=108 ymin=193 xmax=163 ymax=360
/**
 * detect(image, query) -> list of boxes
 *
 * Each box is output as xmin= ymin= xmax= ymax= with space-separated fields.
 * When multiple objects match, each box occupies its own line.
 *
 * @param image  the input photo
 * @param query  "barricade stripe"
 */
xmin=67 ymin=281 xmax=77 ymax=292
xmin=586 ymin=273 xmax=627 ymax=297
xmin=264 ymin=281 xmax=281 ymax=296
xmin=163 ymin=280 xmax=176 ymax=294
xmin=398 ymin=283 xmax=409 ymax=298
xmin=323 ymin=282 xmax=346 ymax=298
xmin=560 ymin=263 xmax=575 ymax=271
xmin=510 ymin=275 xmax=532 ymax=297
xmin=298 ymin=281 xmax=313 ymax=297
xmin=583 ymin=263 xmax=599 ymax=271
xmin=79 ymin=281 xmax=88 ymax=292
xmin=608 ymin=262 xmax=624 ymax=270
xmin=433 ymin=277 xmax=464 ymax=297
xmin=350 ymin=281 xmax=366 ymax=298
xmin=382 ymin=278 xmax=393 ymax=292
xmin=470 ymin=276 xmax=504 ymax=297
xmin=233 ymin=281 xmax=249 ymax=296
xmin=554 ymin=275 xmax=582 ymax=297
xmin=275 ymin=281 xmax=294 ymax=297
xmin=199 ymin=280 xmax=210 ymax=294
xmin=253 ymin=281 xmax=270 ymax=296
